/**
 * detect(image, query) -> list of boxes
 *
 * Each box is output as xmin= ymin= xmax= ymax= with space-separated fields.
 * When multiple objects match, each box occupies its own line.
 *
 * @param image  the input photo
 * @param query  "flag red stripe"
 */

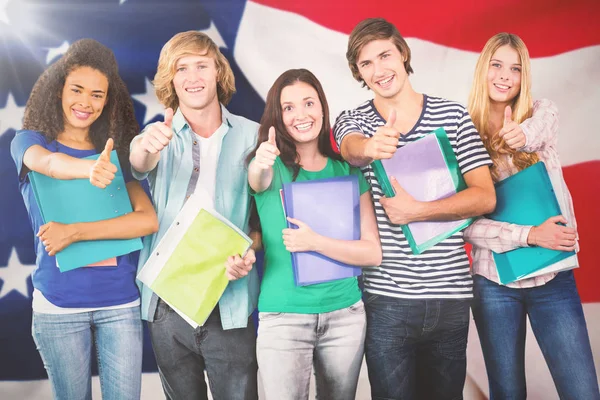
xmin=564 ymin=161 xmax=600 ymax=303
xmin=252 ymin=0 xmax=600 ymax=57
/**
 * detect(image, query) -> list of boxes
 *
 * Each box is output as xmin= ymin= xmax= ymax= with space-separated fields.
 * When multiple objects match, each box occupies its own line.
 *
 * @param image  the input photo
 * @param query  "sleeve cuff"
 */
xmin=514 ymin=225 xmax=533 ymax=247
xmin=129 ymin=135 xmax=150 ymax=181
xmin=518 ymin=122 xmax=531 ymax=150
xmin=131 ymin=168 xmax=149 ymax=181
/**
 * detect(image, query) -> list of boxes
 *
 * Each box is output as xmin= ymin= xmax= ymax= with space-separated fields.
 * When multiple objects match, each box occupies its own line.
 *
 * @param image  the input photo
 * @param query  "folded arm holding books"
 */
xmin=465 ymin=215 xmax=577 ymax=256
xmin=38 ymin=181 xmax=158 ymax=255
xmin=282 ymin=193 xmax=382 ymax=267
xmin=379 ymin=164 xmax=496 ymax=225
xmin=340 ymin=127 xmax=496 ymax=225
xmin=22 ymin=141 xmax=158 ymax=256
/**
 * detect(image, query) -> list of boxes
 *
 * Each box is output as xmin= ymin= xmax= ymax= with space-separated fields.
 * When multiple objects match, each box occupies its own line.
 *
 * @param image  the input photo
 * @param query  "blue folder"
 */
xmin=487 ymin=162 xmax=575 ymax=284
xmin=29 ymin=151 xmax=143 ymax=272
xmin=281 ymin=175 xmax=362 ymax=286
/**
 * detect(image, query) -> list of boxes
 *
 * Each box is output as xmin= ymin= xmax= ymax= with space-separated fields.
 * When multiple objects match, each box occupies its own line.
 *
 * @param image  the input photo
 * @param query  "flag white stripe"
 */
xmin=235 ymin=1 xmax=600 ymax=166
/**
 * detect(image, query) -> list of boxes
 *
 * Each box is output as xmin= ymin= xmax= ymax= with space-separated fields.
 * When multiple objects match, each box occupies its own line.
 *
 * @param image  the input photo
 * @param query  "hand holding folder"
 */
xmin=137 ymin=195 xmax=253 ymax=327
xmin=371 ymin=128 xmax=472 ymax=254
xmin=29 ymin=150 xmax=142 ymax=272
xmin=487 ymin=162 xmax=577 ymax=284
xmin=281 ymin=175 xmax=362 ymax=286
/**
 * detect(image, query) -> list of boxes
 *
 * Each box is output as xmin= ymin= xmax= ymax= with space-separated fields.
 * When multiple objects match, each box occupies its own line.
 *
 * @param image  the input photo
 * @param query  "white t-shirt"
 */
xmin=193 ymin=122 xmax=227 ymax=210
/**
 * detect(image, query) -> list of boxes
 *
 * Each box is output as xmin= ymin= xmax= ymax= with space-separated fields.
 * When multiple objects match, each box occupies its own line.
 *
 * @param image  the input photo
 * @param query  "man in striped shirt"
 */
xmin=333 ymin=18 xmax=495 ymax=400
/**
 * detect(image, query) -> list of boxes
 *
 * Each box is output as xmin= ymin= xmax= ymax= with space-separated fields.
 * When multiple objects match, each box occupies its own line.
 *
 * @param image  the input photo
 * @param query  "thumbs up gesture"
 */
xmin=139 ymin=108 xmax=174 ymax=154
xmin=90 ymin=138 xmax=118 ymax=189
xmin=364 ymin=108 xmax=400 ymax=160
xmin=254 ymin=126 xmax=280 ymax=170
xmin=498 ymin=106 xmax=526 ymax=150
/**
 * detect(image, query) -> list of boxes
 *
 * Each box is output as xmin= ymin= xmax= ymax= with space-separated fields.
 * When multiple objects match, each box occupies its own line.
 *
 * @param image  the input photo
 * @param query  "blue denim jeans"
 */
xmin=472 ymin=271 xmax=600 ymax=400
xmin=364 ymin=294 xmax=470 ymax=400
xmin=256 ymin=300 xmax=366 ymax=400
xmin=32 ymin=306 xmax=143 ymax=400
xmin=148 ymin=300 xmax=258 ymax=400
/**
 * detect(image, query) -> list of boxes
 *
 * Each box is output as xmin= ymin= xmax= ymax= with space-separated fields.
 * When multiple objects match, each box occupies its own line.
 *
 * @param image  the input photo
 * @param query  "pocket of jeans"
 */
xmin=347 ymin=300 xmax=366 ymax=314
xmin=258 ymin=312 xmax=284 ymax=321
xmin=153 ymin=300 xmax=171 ymax=323
xmin=363 ymin=293 xmax=380 ymax=305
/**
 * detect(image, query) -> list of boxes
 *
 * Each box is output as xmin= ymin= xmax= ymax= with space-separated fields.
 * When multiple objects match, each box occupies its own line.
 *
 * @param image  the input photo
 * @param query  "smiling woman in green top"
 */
xmin=247 ymin=68 xmax=382 ymax=400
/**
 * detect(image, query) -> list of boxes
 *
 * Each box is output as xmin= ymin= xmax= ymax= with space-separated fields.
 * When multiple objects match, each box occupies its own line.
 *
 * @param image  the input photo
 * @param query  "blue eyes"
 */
xmin=491 ymin=63 xmax=521 ymax=72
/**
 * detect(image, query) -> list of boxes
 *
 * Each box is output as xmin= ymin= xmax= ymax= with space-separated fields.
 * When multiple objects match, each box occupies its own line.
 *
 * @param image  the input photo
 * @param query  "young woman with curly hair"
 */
xmin=10 ymin=38 xmax=158 ymax=400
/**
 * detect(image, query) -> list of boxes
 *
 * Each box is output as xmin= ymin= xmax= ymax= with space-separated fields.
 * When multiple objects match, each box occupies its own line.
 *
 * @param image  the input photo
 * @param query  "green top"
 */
xmin=253 ymin=157 xmax=370 ymax=313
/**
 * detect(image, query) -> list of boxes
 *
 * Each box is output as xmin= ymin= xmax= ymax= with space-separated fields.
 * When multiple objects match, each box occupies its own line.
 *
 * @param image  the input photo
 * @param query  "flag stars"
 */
xmin=0 ymin=92 xmax=26 ymax=137
xmin=132 ymin=78 xmax=165 ymax=125
xmin=45 ymin=41 xmax=70 ymax=64
xmin=199 ymin=21 xmax=227 ymax=49
xmin=0 ymin=249 xmax=35 ymax=300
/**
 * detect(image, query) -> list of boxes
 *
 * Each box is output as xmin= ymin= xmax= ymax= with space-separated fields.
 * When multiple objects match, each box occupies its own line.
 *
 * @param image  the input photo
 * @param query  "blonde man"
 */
xmin=334 ymin=18 xmax=496 ymax=400
xmin=130 ymin=31 xmax=259 ymax=400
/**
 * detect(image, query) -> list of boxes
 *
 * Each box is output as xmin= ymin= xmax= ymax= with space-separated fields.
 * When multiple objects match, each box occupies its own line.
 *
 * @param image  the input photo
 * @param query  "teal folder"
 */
xmin=29 ymin=151 xmax=143 ymax=272
xmin=487 ymin=162 xmax=575 ymax=284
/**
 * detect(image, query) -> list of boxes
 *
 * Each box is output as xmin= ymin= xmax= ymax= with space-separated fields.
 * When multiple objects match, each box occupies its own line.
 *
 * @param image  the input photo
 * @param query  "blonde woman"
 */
xmin=465 ymin=33 xmax=599 ymax=399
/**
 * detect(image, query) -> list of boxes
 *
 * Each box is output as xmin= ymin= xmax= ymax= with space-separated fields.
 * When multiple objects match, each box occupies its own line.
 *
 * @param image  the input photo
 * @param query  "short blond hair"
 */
xmin=347 ymin=18 xmax=413 ymax=88
xmin=153 ymin=31 xmax=236 ymax=110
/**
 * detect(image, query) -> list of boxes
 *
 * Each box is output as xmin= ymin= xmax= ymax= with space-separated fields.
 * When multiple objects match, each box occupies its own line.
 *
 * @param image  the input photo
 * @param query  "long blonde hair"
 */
xmin=468 ymin=33 xmax=538 ymax=181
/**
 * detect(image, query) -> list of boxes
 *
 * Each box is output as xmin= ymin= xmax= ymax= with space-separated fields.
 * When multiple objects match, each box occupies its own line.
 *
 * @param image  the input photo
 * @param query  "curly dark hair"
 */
xmin=22 ymin=38 xmax=138 ymax=163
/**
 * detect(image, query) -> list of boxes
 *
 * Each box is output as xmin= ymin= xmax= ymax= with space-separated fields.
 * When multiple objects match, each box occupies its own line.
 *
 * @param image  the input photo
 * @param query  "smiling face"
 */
xmin=172 ymin=54 xmax=219 ymax=114
xmin=280 ymin=81 xmax=323 ymax=145
xmin=356 ymin=38 xmax=408 ymax=100
xmin=61 ymin=66 xmax=108 ymax=134
xmin=487 ymin=44 xmax=522 ymax=106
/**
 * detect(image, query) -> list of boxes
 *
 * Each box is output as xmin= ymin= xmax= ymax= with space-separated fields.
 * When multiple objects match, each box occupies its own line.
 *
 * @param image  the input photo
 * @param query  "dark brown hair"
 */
xmin=22 ymin=38 xmax=139 ymax=163
xmin=347 ymin=18 xmax=414 ymax=88
xmin=246 ymin=68 xmax=342 ymax=180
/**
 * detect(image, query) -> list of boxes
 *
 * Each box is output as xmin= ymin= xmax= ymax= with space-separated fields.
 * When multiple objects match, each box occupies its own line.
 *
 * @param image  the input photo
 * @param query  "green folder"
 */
xmin=29 ymin=150 xmax=142 ymax=272
xmin=137 ymin=202 xmax=252 ymax=326
xmin=371 ymin=128 xmax=472 ymax=254
xmin=488 ymin=162 xmax=576 ymax=284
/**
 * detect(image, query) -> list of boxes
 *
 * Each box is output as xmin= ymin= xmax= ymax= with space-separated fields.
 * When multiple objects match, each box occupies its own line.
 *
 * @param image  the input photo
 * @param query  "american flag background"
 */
xmin=0 ymin=0 xmax=598 ymax=398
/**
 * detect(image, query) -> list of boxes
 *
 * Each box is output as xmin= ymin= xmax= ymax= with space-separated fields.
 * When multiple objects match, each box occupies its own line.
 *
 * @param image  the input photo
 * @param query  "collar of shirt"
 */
xmin=171 ymin=104 xmax=233 ymax=138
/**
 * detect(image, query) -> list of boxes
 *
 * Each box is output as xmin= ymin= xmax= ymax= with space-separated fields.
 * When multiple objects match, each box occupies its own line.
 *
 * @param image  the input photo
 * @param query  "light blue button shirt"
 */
xmin=132 ymin=105 xmax=259 ymax=330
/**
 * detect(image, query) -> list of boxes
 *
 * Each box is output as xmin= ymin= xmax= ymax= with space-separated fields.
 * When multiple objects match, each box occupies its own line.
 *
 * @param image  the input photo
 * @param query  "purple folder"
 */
xmin=375 ymin=130 xmax=471 ymax=254
xmin=282 ymin=175 xmax=362 ymax=286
